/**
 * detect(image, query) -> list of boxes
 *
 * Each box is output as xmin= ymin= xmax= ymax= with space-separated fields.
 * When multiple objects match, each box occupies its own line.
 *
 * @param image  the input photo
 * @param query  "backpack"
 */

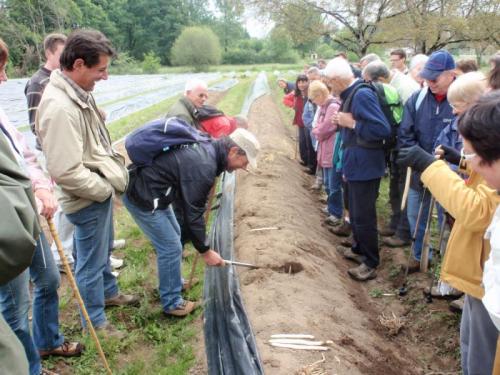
xmin=342 ymin=81 xmax=402 ymax=150
xmin=125 ymin=116 xmax=211 ymax=167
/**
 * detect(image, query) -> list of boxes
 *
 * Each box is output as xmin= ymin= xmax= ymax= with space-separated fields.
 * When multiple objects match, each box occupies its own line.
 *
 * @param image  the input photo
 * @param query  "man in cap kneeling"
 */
xmin=123 ymin=128 xmax=260 ymax=316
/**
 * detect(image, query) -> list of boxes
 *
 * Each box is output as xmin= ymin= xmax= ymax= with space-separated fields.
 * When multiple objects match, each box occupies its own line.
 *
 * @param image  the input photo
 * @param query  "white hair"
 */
xmin=184 ymin=78 xmax=208 ymax=93
xmin=324 ymin=57 xmax=354 ymax=80
xmin=409 ymin=54 xmax=429 ymax=71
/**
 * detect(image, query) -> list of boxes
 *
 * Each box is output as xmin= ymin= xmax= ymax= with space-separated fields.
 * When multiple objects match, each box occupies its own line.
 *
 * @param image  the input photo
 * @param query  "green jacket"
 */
xmin=167 ymin=97 xmax=201 ymax=129
xmin=0 ymin=130 xmax=39 ymax=285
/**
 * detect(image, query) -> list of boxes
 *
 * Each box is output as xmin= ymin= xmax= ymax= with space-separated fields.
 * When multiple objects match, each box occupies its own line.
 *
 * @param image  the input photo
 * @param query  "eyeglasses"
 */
xmin=460 ymin=147 xmax=477 ymax=161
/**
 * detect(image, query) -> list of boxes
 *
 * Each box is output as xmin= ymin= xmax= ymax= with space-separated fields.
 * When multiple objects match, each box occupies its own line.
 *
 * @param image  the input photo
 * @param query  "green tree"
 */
xmin=170 ymin=26 xmax=221 ymax=70
xmin=141 ymin=51 xmax=161 ymax=73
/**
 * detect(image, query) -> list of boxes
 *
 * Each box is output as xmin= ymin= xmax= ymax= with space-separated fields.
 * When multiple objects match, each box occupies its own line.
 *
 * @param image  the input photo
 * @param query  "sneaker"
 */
xmin=324 ymin=215 xmax=342 ymax=226
xmin=383 ymin=236 xmax=411 ymax=248
xmin=164 ymin=300 xmax=199 ymax=317
xmin=336 ymin=246 xmax=364 ymax=264
xmin=111 ymin=270 xmax=120 ymax=278
xmin=348 ymin=263 xmax=377 ymax=281
xmin=110 ymin=255 xmax=124 ymax=269
xmin=378 ymin=225 xmax=395 ymax=237
xmin=104 ymin=293 xmax=140 ymax=307
xmin=39 ymin=341 xmax=84 ymax=359
xmin=329 ymin=222 xmax=352 ymax=237
xmin=113 ymin=239 xmax=126 ymax=249
xmin=90 ymin=322 xmax=125 ymax=340
xmin=182 ymin=277 xmax=200 ymax=291
xmin=321 ymin=206 xmax=329 ymax=215
xmin=41 ymin=368 xmax=60 ymax=375
xmin=449 ymin=295 xmax=465 ymax=313
xmin=426 ymin=286 xmax=463 ymax=300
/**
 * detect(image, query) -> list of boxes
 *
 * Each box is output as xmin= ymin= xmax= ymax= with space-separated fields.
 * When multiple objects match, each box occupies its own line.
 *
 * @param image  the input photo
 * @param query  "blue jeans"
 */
xmin=406 ymin=188 xmax=432 ymax=261
xmin=122 ymin=195 xmax=183 ymax=311
xmin=66 ymin=198 xmax=118 ymax=328
xmin=324 ymin=167 xmax=343 ymax=218
xmin=0 ymin=232 xmax=63 ymax=375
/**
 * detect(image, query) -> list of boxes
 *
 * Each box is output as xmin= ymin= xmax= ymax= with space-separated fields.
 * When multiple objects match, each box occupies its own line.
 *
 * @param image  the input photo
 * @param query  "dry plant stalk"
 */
xmin=378 ymin=312 xmax=405 ymax=335
xmin=296 ymin=354 xmax=327 ymax=375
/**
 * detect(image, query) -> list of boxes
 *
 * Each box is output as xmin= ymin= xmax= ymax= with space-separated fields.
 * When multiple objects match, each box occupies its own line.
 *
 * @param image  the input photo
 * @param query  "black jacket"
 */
xmin=126 ymin=140 xmax=228 ymax=252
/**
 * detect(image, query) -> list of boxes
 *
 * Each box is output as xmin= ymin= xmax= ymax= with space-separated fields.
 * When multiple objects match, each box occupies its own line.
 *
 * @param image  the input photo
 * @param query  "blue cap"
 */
xmin=419 ymin=50 xmax=455 ymax=81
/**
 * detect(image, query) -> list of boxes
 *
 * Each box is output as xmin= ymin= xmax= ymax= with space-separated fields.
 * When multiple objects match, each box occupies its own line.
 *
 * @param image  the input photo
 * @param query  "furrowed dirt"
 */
xmin=231 ymin=93 xmax=460 ymax=374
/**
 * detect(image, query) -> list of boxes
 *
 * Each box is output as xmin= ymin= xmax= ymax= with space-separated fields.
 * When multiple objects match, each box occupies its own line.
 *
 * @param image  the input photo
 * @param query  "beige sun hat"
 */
xmin=229 ymin=128 xmax=260 ymax=168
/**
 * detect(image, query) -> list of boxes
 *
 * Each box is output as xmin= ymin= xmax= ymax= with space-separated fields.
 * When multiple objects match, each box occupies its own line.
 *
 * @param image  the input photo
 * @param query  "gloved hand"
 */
xmin=397 ymin=145 xmax=435 ymax=172
xmin=435 ymin=144 xmax=461 ymax=165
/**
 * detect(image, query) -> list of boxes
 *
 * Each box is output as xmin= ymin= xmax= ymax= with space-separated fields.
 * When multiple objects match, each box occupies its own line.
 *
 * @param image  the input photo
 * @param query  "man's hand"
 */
xmin=35 ymin=188 xmax=58 ymax=219
xmin=397 ymin=145 xmax=435 ymax=173
xmin=202 ymin=249 xmax=225 ymax=266
xmin=332 ymin=112 xmax=355 ymax=129
xmin=435 ymin=145 xmax=461 ymax=165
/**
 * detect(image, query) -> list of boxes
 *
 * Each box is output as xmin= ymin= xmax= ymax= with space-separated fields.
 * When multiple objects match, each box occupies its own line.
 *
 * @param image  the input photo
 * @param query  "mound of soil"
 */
xmin=233 ymin=93 xmax=460 ymax=374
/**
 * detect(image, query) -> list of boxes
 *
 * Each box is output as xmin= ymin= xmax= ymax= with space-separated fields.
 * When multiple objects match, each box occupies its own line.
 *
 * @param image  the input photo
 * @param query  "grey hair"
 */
xmin=362 ymin=61 xmax=390 ymax=82
xmin=184 ymin=78 xmax=207 ymax=93
xmin=360 ymin=53 xmax=381 ymax=66
xmin=409 ymin=54 xmax=428 ymax=71
xmin=307 ymin=66 xmax=320 ymax=75
xmin=324 ymin=57 xmax=354 ymax=80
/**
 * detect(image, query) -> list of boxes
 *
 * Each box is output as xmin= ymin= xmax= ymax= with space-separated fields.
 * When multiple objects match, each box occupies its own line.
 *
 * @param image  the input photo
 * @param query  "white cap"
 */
xmin=229 ymin=128 xmax=260 ymax=168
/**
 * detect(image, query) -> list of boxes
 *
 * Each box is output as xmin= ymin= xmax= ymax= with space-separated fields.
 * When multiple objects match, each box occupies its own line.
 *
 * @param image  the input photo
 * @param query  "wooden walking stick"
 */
xmin=401 ymin=167 xmax=412 ymax=211
xmin=186 ymin=178 xmax=219 ymax=288
xmin=420 ymin=196 xmax=436 ymax=273
xmin=47 ymin=218 xmax=113 ymax=375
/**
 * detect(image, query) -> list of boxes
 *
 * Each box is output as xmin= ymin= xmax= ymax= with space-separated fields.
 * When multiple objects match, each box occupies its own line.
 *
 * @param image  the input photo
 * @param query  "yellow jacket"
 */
xmin=421 ymin=160 xmax=500 ymax=299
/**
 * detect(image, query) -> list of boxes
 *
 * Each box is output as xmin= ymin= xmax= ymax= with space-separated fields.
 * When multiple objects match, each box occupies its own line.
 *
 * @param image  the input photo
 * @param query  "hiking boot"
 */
xmin=310 ymin=181 xmax=322 ymax=190
xmin=340 ymin=235 xmax=353 ymax=247
xmin=378 ymin=225 xmax=395 ymax=237
xmin=39 ymin=341 xmax=84 ymax=359
xmin=383 ymin=236 xmax=411 ymax=248
xmin=324 ymin=215 xmax=342 ymax=226
xmin=182 ymin=277 xmax=200 ymax=292
xmin=105 ymin=293 xmax=140 ymax=307
xmin=329 ymin=222 xmax=351 ymax=237
xmin=425 ymin=286 xmax=463 ymax=300
xmin=406 ymin=257 xmax=421 ymax=274
xmin=90 ymin=322 xmax=125 ymax=340
xmin=348 ymin=263 xmax=377 ymax=281
xmin=41 ymin=368 xmax=60 ymax=375
xmin=164 ymin=300 xmax=199 ymax=317
xmin=449 ymin=295 xmax=465 ymax=313
xmin=336 ymin=246 xmax=364 ymax=264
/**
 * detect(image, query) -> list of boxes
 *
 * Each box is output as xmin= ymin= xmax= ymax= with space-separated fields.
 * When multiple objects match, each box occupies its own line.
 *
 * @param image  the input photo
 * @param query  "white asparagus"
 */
xmin=271 ymin=334 xmax=315 ymax=339
xmin=270 ymin=342 xmax=329 ymax=351
xmin=249 ymin=226 xmax=279 ymax=232
xmin=269 ymin=339 xmax=333 ymax=346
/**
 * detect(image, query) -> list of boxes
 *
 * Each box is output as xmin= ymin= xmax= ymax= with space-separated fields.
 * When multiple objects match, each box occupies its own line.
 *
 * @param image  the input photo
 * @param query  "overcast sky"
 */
xmin=243 ymin=9 xmax=274 ymax=39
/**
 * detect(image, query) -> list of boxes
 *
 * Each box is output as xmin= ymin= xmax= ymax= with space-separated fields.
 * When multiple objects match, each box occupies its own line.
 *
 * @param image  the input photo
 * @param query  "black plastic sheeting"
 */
xmin=203 ymin=73 xmax=269 ymax=375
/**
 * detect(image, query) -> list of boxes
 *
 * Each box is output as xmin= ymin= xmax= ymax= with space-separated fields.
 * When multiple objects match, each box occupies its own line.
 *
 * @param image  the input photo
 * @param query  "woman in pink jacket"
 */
xmin=310 ymin=80 xmax=342 ymax=225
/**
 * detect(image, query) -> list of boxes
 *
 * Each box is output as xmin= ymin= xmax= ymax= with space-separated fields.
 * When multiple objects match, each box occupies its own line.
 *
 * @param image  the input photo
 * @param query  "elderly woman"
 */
xmin=309 ymin=80 xmax=342 ymax=225
xmin=397 ymin=86 xmax=500 ymax=374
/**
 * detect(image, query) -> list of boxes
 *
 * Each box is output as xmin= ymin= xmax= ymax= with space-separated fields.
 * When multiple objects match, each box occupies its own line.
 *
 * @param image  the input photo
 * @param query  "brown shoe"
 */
xmin=39 ymin=341 xmax=84 ymax=359
xmin=105 ymin=293 xmax=140 ymax=307
xmin=182 ymin=277 xmax=200 ymax=291
xmin=164 ymin=300 xmax=199 ymax=317
xmin=329 ymin=222 xmax=351 ymax=237
xmin=348 ymin=263 xmax=377 ymax=281
xmin=90 ymin=322 xmax=125 ymax=340
xmin=383 ymin=236 xmax=411 ymax=248
xmin=336 ymin=246 xmax=364 ymax=264
xmin=340 ymin=235 xmax=353 ymax=247
xmin=407 ymin=257 xmax=421 ymax=274
xmin=378 ymin=225 xmax=395 ymax=237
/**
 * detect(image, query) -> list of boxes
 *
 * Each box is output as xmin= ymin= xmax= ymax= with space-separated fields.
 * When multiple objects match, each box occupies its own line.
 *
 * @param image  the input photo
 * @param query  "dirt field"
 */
xmin=229 ymin=93 xmax=461 ymax=374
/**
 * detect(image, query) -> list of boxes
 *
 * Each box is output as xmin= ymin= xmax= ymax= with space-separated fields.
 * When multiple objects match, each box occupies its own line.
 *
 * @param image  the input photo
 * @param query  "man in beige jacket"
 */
xmin=36 ymin=29 xmax=138 ymax=339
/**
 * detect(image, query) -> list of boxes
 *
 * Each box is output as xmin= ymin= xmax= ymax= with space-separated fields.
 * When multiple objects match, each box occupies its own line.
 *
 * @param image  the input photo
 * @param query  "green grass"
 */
xmin=158 ymin=63 xmax=303 ymax=75
xmin=216 ymin=76 xmax=255 ymax=115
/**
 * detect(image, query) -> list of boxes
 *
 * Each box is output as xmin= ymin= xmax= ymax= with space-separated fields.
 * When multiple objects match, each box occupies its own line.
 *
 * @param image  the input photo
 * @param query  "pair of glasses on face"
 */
xmin=461 ymin=148 xmax=476 ymax=161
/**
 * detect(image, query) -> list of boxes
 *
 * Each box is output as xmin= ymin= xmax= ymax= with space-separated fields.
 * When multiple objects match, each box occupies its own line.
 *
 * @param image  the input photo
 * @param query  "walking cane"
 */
xmin=420 ymin=196 xmax=435 ymax=273
xmin=399 ymin=188 xmax=427 ymax=296
xmin=401 ymin=167 xmax=412 ymax=211
xmin=47 ymin=219 xmax=112 ymax=375
xmin=424 ymin=215 xmax=447 ymax=303
xmin=186 ymin=178 xmax=219 ymax=288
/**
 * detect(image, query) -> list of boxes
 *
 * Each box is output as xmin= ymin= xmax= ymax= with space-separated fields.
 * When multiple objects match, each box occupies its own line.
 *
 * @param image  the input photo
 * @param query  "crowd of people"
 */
xmin=281 ymin=48 xmax=500 ymax=374
xmin=1 ymin=24 xmax=500 ymax=375
xmin=0 ymin=29 xmax=258 ymax=375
